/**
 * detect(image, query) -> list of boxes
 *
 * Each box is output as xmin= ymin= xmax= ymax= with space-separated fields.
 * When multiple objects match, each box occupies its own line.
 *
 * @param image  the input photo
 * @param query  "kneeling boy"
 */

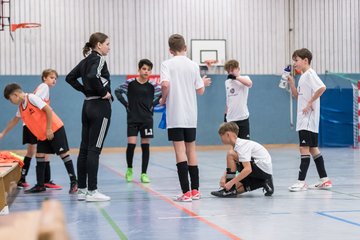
xmin=211 ymin=122 xmax=274 ymax=197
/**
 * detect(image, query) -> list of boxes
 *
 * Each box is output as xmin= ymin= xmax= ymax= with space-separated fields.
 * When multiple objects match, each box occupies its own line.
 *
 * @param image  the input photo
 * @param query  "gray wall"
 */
xmin=0 ymin=74 xmax=301 ymax=150
xmin=0 ymin=0 xmax=359 ymax=75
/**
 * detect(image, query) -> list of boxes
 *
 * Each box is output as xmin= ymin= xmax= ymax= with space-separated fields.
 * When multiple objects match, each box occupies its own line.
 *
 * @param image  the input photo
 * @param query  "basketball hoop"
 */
xmin=204 ymin=59 xmax=218 ymax=74
xmin=11 ymin=22 xmax=41 ymax=32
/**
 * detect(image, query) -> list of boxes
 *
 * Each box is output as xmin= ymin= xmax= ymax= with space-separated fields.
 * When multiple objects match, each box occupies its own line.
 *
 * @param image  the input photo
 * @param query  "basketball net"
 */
xmin=204 ymin=59 xmax=218 ymax=74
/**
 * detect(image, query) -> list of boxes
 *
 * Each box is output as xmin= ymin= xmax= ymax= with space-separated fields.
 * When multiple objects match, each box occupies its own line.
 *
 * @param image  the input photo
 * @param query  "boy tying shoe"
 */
xmin=211 ymin=122 xmax=274 ymax=197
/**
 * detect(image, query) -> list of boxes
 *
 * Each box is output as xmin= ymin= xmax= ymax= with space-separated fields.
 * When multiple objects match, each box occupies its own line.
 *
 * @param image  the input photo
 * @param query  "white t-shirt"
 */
xmin=296 ymin=68 xmax=325 ymax=133
xmin=160 ymin=55 xmax=204 ymax=128
xmin=16 ymin=94 xmax=47 ymax=117
xmin=225 ymin=76 xmax=250 ymax=122
xmin=34 ymin=83 xmax=50 ymax=102
xmin=234 ymin=138 xmax=272 ymax=174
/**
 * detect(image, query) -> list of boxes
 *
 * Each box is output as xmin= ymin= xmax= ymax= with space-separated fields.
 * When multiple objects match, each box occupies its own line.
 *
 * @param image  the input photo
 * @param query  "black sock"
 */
xmin=36 ymin=158 xmax=46 ymax=186
xmin=313 ymin=154 xmax=327 ymax=178
xmin=21 ymin=156 xmax=32 ymax=180
xmin=176 ymin=161 xmax=190 ymax=193
xmin=226 ymin=168 xmax=236 ymax=191
xmin=126 ymin=144 xmax=136 ymax=168
xmin=188 ymin=165 xmax=199 ymax=190
xmin=298 ymin=155 xmax=311 ymax=181
xmin=44 ymin=161 xmax=51 ymax=183
xmin=62 ymin=155 xmax=77 ymax=182
xmin=141 ymin=143 xmax=149 ymax=174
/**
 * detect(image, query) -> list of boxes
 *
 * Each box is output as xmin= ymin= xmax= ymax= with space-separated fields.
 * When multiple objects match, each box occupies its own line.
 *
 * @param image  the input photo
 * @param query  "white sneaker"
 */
xmin=288 ymin=181 xmax=308 ymax=192
xmin=86 ymin=190 xmax=111 ymax=202
xmin=309 ymin=178 xmax=332 ymax=190
xmin=77 ymin=188 xmax=87 ymax=201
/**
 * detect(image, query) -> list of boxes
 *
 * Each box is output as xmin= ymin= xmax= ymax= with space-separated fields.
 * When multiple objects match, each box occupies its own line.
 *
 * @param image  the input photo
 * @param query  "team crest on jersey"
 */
xmin=29 ymin=108 xmax=35 ymax=115
xmin=230 ymin=88 xmax=235 ymax=94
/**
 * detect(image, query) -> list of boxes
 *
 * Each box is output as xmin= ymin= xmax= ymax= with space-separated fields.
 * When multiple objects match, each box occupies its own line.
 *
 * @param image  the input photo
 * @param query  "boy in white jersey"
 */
xmin=287 ymin=48 xmax=332 ymax=192
xmin=160 ymin=34 xmax=211 ymax=202
xmin=0 ymin=69 xmax=62 ymax=189
xmin=211 ymin=122 xmax=274 ymax=197
xmin=224 ymin=60 xmax=252 ymax=139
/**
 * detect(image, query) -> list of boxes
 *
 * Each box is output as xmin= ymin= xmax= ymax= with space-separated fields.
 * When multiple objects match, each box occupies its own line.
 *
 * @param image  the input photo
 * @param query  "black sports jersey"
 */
xmin=65 ymin=51 xmax=113 ymax=100
xmin=115 ymin=78 xmax=161 ymax=123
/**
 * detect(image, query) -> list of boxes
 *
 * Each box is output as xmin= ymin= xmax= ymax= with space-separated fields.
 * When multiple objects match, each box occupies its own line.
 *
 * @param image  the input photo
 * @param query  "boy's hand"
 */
xmin=287 ymin=75 xmax=295 ymax=85
xmin=159 ymin=98 xmax=165 ymax=105
xmin=46 ymin=129 xmax=54 ymax=140
xmin=102 ymin=92 xmax=112 ymax=100
xmin=227 ymin=74 xmax=236 ymax=80
xmin=302 ymin=101 xmax=313 ymax=114
xmin=219 ymin=176 xmax=226 ymax=187
xmin=0 ymin=132 xmax=4 ymax=140
xmin=224 ymin=180 xmax=235 ymax=191
xmin=202 ymin=75 xmax=211 ymax=87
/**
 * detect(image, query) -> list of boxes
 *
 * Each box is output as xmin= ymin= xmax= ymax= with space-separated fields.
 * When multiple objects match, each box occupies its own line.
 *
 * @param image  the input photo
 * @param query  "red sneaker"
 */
xmin=173 ymin=191 xmax=192 ymax=202
xmin=17 ymin=180 xmax=30 ymax=188
xmin=44 ymin=181 xmax=63 ymax=190
xmin=191 ymin=189 xmax=201 ymax=200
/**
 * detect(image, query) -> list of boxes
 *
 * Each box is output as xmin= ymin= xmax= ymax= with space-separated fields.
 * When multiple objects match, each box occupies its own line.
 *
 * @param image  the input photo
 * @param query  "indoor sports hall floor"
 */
xmin=8 ymin=146 xmax=360 ymax=240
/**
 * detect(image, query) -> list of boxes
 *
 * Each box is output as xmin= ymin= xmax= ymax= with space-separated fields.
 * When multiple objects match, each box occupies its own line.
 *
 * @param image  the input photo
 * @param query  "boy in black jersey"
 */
xmin=115 ymin=59 xmax=161 ymax=183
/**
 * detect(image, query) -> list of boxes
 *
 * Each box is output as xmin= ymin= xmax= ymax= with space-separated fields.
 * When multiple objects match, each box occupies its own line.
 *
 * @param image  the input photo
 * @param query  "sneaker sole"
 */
xmin=85 ymin=198 xmax=111 ymax=202
xmin=288 ymin=188 xmax=308 ymax=192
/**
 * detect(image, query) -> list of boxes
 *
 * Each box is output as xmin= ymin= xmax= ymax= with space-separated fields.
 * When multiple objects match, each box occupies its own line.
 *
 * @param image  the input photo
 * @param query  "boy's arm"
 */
xmin=287 ymin=75 xmax=298 ymax=98
xmin=114 ymin=81 xmax=130 ymax=111
xmin=0 ymin=116 xmax=21 ymax=140
xmin=41 ymin=105 xmax=54 ymax=140
xmin=303 ymin=86 xmax=326 ymax=114
xmin=228 ymin=74 xmax=252 ymax=87
xmin=196 ymin=75 xmax=211 ymax=95
xmin=160 ymin=81 xmax=169 ymax=105
xmin=224 ymin=161 xmax=252 ymax=191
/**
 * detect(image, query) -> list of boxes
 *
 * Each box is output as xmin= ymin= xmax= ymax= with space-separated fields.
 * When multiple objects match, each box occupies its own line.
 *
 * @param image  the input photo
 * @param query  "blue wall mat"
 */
xmin=1 ymin=74 xmax=359 ymax=150
xmin=319 ymin=89 xmax=354 ymax=147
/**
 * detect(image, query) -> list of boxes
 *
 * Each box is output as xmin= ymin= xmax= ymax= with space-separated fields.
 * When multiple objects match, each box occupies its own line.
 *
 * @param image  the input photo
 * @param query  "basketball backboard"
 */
xmin=191 ymin=39 xmax=226 ymax=66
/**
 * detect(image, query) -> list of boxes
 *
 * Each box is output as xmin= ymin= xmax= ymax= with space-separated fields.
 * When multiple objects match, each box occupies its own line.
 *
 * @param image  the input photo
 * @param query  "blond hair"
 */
xmin=42 ymin=69 xmax=58 ymax=82
xmin=218 ymin=122 xmax=239 ymax=136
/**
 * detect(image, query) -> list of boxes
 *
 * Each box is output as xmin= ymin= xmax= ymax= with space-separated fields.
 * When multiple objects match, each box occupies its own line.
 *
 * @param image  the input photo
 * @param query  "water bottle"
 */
xmin=279 ymin=65 xmax=291 ymax=89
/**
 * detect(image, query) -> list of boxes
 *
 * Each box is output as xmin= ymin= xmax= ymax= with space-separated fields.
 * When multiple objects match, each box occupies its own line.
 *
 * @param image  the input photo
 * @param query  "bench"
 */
xmin=0 ymin=162 xmax=21 ymax=215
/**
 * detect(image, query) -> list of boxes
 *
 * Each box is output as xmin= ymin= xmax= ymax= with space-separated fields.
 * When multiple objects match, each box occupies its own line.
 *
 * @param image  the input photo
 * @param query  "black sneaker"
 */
xmin=211 ymin=188 xmax=237 ymax=198
xmin=24 ymin=184 xmax=46 ymax=194
xmin=17 ymin=179 xmax=30 ymax=189
xmin=69 ymin=181 xmax=78 ymax=194
xmin=263 ymin=177 xmax=274 ymax=196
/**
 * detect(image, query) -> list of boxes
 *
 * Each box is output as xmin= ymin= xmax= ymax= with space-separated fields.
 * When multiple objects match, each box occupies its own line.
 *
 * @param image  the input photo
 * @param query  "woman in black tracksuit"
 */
xmin=66 ymin=32 xmax=112 ymax=202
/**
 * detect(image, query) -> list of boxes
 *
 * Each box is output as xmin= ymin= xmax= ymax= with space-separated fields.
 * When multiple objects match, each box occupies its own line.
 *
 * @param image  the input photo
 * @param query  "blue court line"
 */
xmin=316 ymin=211 xmax=360 ymax=227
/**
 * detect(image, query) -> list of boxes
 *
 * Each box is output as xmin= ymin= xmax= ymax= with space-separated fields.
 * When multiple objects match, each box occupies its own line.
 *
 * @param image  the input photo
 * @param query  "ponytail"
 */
xmin=82 ymin=32 xmax=108 ymax=57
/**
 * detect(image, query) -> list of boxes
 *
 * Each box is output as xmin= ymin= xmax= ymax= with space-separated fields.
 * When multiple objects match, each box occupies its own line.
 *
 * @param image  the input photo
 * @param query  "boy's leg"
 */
xmin=140 ymin=138 xmax=150 ymax=183
xmin=211 ymin=150 xmax=238 ymax=197
xmin=309 ymin=147 xmax=332 ymax=189
xmin=173 ymin=141 xmax=190 ymax=193
xmin=289 ymin=130 xmax=311 ymax=192
xmin=18 ymin=143 xmax=36 ymax=187
xmin=125 ymin=134 xmax=137 ymax=182
xmin=25 ymin=153 xmax=46 ymax=193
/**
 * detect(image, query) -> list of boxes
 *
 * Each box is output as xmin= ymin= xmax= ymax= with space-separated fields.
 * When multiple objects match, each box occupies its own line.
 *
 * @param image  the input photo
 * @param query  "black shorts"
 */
xmin=232 ymin=118 xmax=250 ymax=139
xmin=128 ymin=122 xmax=154 ymax=138
xmin=168 ymin=128 xmax=196 ymax=142
xmin=237 ymin=161 xmax=272 ymax=192
xmin=298 ymin=130 xmax=318 ymax=147
xmin=23 ymin=125 xmax=37 ymax=145
xmin=37 ymin=127 xmax=69 ymax=155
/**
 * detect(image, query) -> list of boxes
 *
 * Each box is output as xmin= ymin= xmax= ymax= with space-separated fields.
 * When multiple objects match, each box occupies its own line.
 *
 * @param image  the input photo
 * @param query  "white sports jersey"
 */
xmin=234 ymin=138 xmax=272 ymax=174
xmin=16 ymin=94 xmax=47 ymax=117
xmin=160 ymin=55 xmax=204 ymax=128
xmin=296 ymin=68 xmax=325 ymax=133
xmin=225 ymin=76 xmax=250 ymax=122
xmin=34 ymin=83 xmax=50 ymax=103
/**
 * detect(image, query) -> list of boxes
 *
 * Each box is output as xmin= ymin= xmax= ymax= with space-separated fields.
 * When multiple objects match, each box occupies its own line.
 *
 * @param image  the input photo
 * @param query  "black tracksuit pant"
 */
xmin=77 ymin=99 xmax=111 ymax=191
